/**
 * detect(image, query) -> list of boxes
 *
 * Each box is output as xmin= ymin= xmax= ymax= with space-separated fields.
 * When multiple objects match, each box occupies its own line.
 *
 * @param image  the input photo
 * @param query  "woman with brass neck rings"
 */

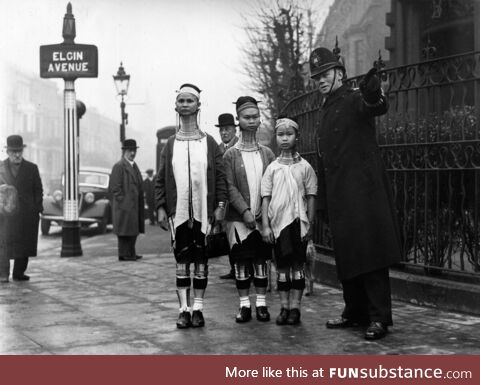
xmin=223 ymin=96 xmax=275 ymax=323
xmin=155 ymin=83 xmax=227 ymax=329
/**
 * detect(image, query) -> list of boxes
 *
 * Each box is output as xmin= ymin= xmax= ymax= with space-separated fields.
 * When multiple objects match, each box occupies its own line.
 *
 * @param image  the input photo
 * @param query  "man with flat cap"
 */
xmin=309 ymin=46 xmax=402 ymax=340
xmin=0 ymin=135 xmax=43 ymax=282
xmin=143 ymin=168 xmax=156 ymax=225
xmin=216 ymin=113 xmax=238 ymax=279
xmin=109 ymin=139 xmax=145 ymax=261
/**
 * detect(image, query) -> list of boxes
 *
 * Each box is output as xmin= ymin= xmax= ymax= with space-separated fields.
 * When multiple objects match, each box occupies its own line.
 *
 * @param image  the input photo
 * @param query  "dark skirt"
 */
xmin=230 ymin=229 xmax=272 ymax=264
xmin=173 ymin=220 xmax=207 ymax=264
xmin=274 ymin=219 xmax=307 ymax=269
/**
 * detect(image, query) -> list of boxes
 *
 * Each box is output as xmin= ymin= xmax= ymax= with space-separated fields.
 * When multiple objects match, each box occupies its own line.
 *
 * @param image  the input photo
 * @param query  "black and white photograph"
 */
xmin=0 ymin=0 xmax=479 ymax=371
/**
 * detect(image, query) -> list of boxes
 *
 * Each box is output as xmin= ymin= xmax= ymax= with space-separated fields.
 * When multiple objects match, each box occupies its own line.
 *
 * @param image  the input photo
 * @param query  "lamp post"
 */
xmin=113 ymin=62 xmax=130 ymax=143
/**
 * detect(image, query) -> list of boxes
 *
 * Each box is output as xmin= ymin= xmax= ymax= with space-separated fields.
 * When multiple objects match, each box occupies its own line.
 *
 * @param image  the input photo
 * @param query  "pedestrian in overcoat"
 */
xmin=310 ymin=47 xmax=402 ymax=340
xmin=109 ymin=139 xmax=145 ymax=261
xmin=0 ymin=160 xmax=19 ymax=283
xmin=143 ymin=168 xmax=156 ymax=225
xmin=215 ymin=112 xmax=239 ymax=280
xmin=0 ymin=135 xmax=43 ymax=282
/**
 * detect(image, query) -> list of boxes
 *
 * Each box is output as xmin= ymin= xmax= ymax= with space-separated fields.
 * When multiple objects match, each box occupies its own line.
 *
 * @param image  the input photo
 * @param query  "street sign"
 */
xmin=40 ymin=43 xmax=98 ymax=79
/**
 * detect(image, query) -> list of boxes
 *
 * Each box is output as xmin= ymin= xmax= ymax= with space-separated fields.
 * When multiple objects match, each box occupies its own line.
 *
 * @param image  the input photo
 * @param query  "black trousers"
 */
xmin=13 ymin=257 xmax=29 ymax=277
xmin=146 ymin=204 xmax=156 ymax=224
xmin=118 ymin=236 xmax=137 ymax=258
xmin=341 ymin=267 xmax=393 ymax=325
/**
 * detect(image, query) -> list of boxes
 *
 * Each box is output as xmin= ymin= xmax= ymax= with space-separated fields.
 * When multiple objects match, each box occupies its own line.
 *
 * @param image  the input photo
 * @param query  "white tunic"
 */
xmin=261 ymin=158 xmax=317 ymax=239
xmin=172 ymin=137 xmax=209 ymax=235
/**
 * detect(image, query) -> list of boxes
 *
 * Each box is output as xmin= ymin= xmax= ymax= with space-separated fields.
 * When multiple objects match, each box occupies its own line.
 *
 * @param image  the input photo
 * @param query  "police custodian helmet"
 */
xmin=309 ymin=47 xmax=345 ymax=78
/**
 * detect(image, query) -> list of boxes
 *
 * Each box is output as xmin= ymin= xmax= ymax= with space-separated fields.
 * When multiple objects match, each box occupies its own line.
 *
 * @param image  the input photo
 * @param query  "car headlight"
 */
xmin=53 ymin=190 xmax=63 ymax=202
xmin=84 ymin=192 xmax=95 ymax=204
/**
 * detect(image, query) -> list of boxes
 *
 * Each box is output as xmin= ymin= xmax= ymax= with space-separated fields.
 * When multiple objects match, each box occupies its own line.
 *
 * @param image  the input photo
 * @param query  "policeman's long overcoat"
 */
xmin=316 ymin=84 xmax=402 ymax=281
xmin=1 ymin=159 xmax=43 ymax=259
xmin=109 ymin=158 xmax=145 ymax=236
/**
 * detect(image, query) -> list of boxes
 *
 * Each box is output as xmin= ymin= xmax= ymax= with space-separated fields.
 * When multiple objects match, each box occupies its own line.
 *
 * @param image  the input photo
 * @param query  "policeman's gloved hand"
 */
xmin=359 ymin=67 xmax=382 ymax=104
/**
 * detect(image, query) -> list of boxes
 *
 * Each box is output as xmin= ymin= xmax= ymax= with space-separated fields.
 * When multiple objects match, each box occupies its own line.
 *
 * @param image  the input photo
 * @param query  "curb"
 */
xmin=310 ymin=252 xmax=480 ymax=316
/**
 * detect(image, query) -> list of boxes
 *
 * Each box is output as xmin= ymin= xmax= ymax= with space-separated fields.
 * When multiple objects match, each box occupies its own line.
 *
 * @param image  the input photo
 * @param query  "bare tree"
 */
xmin=241 ymin=0 xmax=318 ymax=144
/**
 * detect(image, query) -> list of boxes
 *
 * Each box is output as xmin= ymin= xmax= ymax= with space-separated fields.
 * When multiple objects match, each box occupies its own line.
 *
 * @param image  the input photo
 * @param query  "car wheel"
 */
xmin=41 ymin=219 xmax=51 ymax=235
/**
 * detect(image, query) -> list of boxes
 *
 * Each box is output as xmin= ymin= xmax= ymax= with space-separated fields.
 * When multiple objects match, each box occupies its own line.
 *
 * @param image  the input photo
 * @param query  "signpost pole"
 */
xmin=39 ymin=2 xmax=98 ymax=257
xmin=61 ymin=78 xmax=82 ymax=257
xmin=60 ymin=3 xmax=81 ymax=257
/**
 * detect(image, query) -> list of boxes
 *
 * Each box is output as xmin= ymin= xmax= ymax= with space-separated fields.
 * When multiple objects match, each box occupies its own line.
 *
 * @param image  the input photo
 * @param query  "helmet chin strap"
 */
xmin=327 ymin=69 xmax=338 ymax=96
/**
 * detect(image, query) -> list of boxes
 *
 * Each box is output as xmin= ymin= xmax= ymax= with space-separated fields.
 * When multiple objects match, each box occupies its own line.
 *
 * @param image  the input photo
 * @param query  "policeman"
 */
xmin=310 ymin=46 xmax=402 ymax=340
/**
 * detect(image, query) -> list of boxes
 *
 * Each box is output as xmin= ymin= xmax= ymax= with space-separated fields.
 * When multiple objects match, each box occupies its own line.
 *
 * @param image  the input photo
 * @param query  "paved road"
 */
xmin=1 ymin=224 xmax=479 ymax=354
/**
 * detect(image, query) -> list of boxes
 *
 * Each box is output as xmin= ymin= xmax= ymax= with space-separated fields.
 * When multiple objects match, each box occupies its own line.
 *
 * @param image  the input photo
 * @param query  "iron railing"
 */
xmin=281 ymin=51 xmax=480 ymax=277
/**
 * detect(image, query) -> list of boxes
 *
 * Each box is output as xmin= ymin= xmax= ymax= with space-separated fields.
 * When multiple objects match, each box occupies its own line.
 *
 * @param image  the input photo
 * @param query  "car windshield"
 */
xmin=79 ymin=172 xmax=109 ymax=188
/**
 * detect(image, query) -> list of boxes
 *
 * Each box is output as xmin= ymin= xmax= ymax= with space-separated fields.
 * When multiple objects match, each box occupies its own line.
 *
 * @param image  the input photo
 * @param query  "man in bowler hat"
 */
xmin=310 ymin=46 xmax=402 ymax=340
xmin=216 ymin=113 xmax=238 ymax=279
xmin=109 ymin=139 xmax=145 ymax=261
xmin=0 ymin=135 xmax=43 ymax=282
xmin=217 ymin=113 xmax=239 ymax=154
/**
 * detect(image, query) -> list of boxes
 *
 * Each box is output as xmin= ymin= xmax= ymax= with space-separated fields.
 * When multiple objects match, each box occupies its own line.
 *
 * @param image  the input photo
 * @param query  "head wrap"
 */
xmin=177 ymin=83 xmax=201 ymax=99
xmin=235 ymin=96 xmax=259 ymax=114
xmin=275 ymin=118 xmax=299 ymax=132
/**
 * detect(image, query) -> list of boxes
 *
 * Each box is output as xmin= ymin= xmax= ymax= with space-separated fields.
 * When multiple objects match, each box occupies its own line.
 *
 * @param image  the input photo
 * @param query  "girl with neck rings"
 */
xmin=223 ymin=96 xmax=275 ymax=323
xmin=261 ymin=117 xmax=317 ymax=325
xmin=155 ymin=83 xmax=227 ymax=329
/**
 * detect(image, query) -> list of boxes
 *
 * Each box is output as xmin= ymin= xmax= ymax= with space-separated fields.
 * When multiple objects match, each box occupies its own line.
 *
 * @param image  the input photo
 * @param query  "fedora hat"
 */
xmin=309 ymin=47 xmax=345 ymax=78
xmin=6 ymin=135 xmax=26 ymax=151
xmin=215 ymin=113 xmax=236 ymax=127
xmin=122 ymin=139 xmax=139 ymax=150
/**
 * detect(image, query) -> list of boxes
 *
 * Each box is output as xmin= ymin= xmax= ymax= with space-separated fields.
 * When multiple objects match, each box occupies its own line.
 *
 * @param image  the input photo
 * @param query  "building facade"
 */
xmin=0 ymin=65 xmax=119 ymax=194
xmin=316 ymin=0 xmax=391 ymax=77
xmin=282 ymin=0 xmax=480 ymax=283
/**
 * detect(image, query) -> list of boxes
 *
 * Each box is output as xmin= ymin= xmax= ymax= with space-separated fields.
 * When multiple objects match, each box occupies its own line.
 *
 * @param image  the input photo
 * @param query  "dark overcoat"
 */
xmin=1 ymin=158 xmax=43 ymax=259
xmin=143 ymin=177 xmax=155 ymax=208
xmin=316 ymin=84 xmax=402 ymax=281
xmin=109 ymin=158 xmax=145 ymax=236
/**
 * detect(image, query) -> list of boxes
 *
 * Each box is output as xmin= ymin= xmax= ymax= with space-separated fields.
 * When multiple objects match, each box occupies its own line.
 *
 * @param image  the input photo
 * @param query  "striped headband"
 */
xmin=275 ymin=118 xmax=299 ymax=131
xmin=236 ymin=102 xmax=259 ymax=114
xmin=177 ymin=85 xmax=200 ymax=99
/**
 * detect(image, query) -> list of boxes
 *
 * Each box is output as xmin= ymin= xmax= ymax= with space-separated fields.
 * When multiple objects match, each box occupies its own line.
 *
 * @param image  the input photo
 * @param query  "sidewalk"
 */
xmin=1 ymin=225 xmax=480 ymax=354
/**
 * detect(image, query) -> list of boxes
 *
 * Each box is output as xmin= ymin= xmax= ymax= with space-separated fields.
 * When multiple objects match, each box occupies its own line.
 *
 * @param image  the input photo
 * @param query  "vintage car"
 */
xmin=40 ymin=167 xmax=112 ymax=235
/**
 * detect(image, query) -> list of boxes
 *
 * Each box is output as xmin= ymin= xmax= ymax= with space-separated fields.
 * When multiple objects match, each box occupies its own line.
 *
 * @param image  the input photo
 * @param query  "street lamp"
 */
xmin=113 ymin=62 xmax=130 ymax=143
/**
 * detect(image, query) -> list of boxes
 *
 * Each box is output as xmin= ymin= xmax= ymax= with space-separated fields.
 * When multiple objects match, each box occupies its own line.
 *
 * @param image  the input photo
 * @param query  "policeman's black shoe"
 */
xmin=235 ymin=306 xmax=252 ymax=323
xmin=365 ymin=322 xmax=388 ymax=340
xmin=191 ymin=310 xmax=205 ymax=328
xmin=326 ymin=317 xmax=364 ymax=329
xmin=255 ymin=306 xmax=270 ymax=322
xmin=276 ymin=308 xmax=290 ymax=325
xmin=220 ymin=271 xmax=235 ymax=279
xmin=12 ymin=274 xmax=30 ymax=281
xmin=286 ymin=308 xmax=301 ymax=325
xmin=118 ymin=256 xmax=136 ymax=261
xmin=135 ymin=255 xmax=143 ymax=260
xmin=176 ymin=311 xmax=192 ymax=329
